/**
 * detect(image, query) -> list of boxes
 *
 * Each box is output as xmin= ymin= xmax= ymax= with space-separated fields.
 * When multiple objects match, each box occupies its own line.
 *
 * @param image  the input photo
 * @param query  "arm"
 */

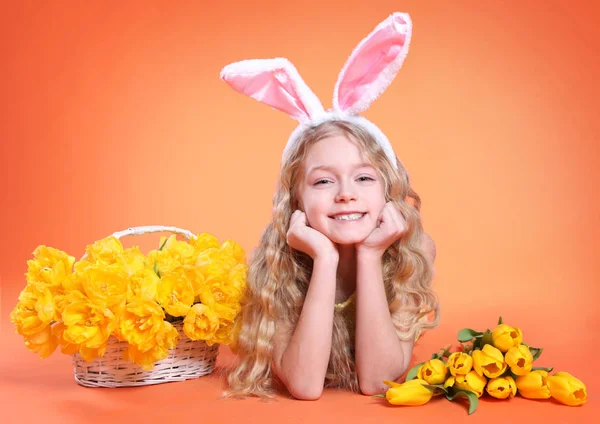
xmin=354 ymin=251 xmax=410 ymax=395
xmin=272 ymin=254 xmax=339 ymax=400
xmin=355 ymin=231 xmax=437 ymax=395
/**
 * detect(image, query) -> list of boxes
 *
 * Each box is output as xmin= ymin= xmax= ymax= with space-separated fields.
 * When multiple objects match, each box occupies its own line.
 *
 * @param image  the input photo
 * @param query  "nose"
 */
xmin=335 ymin=182 xmax=357 ymax=203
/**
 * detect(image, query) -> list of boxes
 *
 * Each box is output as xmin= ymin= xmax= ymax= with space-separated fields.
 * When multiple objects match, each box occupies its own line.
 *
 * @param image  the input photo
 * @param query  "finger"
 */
xmin=378 ymin=204 xmax=400 ymax=238
xmin=375 ymin=204 xmax=388 ymax=227
xmin=388 ymin=204 xmax=407 ymax=236
xmin=290 ymin=210 xmax=301 ymax=226
xmin=298 ymin=212 xmax=307 ymax=226
xmin=300 ymin=212 xmax=313 ymax=228
xmin=380 ymin=203 xmax=394 ymax=227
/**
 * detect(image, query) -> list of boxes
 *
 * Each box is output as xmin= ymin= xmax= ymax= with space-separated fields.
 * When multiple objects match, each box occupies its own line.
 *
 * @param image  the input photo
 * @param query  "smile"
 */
xmin=330 ymin=213 xmax=366 ymax=221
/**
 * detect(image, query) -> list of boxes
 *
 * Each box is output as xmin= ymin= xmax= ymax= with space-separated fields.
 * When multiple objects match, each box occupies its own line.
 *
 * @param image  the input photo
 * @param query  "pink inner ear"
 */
xmin=223 ymin=68 xmax=310 ymax=121
xmin=338 ymin=32 xmax=406 ymax=111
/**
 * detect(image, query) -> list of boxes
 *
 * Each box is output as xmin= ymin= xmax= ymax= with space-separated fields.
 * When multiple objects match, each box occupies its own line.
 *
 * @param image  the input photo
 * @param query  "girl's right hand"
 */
xmin=286 ymin=210 xmax=338 ymax=261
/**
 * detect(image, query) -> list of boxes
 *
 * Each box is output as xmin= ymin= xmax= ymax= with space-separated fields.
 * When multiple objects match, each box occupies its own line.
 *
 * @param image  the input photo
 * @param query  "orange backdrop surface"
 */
xmin=1 ymin=1 xmax=598 ymax=423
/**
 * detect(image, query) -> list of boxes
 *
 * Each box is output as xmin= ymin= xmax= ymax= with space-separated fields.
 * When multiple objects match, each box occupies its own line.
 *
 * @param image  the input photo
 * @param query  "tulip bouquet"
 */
xmin=376 ymin=317 xmax=587 ymax=414
xmin=10 ymin=231 xmax=247 ymax=371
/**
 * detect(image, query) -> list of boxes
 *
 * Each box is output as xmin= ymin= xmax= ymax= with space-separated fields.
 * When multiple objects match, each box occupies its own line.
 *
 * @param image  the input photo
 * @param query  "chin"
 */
xmin=329 ymin=233 xmax=369 ymax=245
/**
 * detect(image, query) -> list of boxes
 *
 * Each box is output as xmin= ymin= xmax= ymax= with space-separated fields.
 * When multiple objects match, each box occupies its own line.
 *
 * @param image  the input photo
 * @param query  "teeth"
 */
xmin=334 ymin=213 xmax=364 ymax=221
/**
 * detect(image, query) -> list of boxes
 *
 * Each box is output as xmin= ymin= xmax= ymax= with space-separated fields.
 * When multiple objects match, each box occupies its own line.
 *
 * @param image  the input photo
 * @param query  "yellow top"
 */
xmin=334 ymin=293 xmax=424 ymax=342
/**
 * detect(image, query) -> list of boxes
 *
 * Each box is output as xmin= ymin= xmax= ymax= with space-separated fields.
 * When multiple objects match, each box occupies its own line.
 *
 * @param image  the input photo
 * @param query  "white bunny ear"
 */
xmin=220 ymin=58 xmax=325 ymax=123
xmin=333 ymin=12 xmax=412 ymax=115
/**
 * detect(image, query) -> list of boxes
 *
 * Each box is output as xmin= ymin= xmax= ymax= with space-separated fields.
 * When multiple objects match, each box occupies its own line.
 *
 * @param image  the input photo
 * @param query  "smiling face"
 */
xmin=297 ymin=133 xmax=387 ymax=245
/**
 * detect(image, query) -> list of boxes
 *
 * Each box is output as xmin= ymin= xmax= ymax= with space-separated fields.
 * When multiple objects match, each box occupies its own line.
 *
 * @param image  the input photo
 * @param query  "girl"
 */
xmin=220 ymin=12 xmax=439 ymax=399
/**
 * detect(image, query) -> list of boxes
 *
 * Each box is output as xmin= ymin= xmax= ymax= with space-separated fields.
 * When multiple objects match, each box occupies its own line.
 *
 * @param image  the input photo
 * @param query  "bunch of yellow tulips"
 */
xmin=11 ymin=233 xmax=247 ymax=370
xmin=377 ymin=317 xmax=587 ymax=414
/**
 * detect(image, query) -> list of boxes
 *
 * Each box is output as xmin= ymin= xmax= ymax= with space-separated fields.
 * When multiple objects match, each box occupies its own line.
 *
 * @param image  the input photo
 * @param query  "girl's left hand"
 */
xmin=357 ymin=202 xmax=407 ymax=258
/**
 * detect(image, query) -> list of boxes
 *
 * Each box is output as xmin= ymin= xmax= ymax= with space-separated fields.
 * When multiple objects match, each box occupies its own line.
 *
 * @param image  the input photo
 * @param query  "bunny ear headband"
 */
xmin=220 ymin=12 xmax=412 ymax=170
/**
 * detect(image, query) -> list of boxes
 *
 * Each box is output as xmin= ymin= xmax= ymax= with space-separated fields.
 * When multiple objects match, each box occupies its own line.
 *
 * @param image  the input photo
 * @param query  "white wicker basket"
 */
xmin=72 ymin=225 xmax=220 ymax=388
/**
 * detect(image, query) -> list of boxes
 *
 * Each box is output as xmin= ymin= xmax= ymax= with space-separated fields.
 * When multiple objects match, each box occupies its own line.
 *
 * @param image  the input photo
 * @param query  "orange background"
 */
xmin=1 ymin=1 xmax=598 ymax=422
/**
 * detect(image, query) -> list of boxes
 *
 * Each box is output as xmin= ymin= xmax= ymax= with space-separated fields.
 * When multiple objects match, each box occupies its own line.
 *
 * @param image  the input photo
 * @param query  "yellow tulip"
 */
xmin=472 ymin=344 xmax=507 ymax=378
xmin=61 ymin=291 xmax=116 ymax=349
xmin=26 ymin=246 xmax=75 ymax=289
xmin=116 ymin=247 xmax=147 ymax=277
xmin=79 ymin=265 xmax=128 ymax=309
xmin=11 ymin=285 xmax=50 ymax=336
xmin=79 ymin=343 xmax=108 ymax=362
xmin=447 ymin=352 xmax=473 ymax=376
xmin=156 ymin=272 xmax=194 ymax=317
xmin=445 ymin=371 xmax=487 ymax=398
xmin=195 ymin=248 xmax=229 ymax=282
xmin=84 ymin=236 xmax=124 ymax=265
xmin=23 ymin=325 xmax=58 ymax=359
xmin=127 ymin=268 xmax=159 ymax=302
xmin=491 ymin=324 xmax=523 ymax=352
xmin=384 ymin=379 xmax=435 ymax=406
xmin=190 ymin=233 xmax=221 ymax=252
xmin=515 ymin=370 xmax=551 ymax=399
xmin=160 ymin=234 xmax=198 ymax=265
xmin=120 ymin=298 xmax=166 ymax=352
xmin=486 ymin=376 xmax=517 ymax=399
xmin=124 ymin=321 xmax=179 ymax=370
xmin=52 ymin=323 xmax=80 ymax=355
xmin=228 ymin=263 xmax=248 ymax=297
xmin=183 ymin=304 xmax=220 ymax=342
xmin=547 ymin=372 xmax=587 ymax=406
xmin=417 ymin=359 xmax=448 ymax=385
xmin=220 ymin=239 xmax=246 ymax=263
xmin=505 ymin=345 xmax=533 ymax=376
xmin=211 ymin=319 xmax=237 ymax=346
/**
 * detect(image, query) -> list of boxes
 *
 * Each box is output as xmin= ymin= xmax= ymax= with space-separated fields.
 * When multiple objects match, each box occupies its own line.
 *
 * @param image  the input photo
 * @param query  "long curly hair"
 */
xmin=225 ymin=120 xmax=439 ymax=398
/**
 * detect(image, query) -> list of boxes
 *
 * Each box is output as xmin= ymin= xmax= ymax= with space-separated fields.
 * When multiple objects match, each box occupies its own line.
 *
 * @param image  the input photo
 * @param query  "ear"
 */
xmin=221 ymin=58 xmax=325 ymax=123
xmin=333 ymin=12 xmax=412 ymax=115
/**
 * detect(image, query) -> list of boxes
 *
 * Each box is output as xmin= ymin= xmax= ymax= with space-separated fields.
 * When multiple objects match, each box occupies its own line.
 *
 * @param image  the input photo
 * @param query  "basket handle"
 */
xmin=110 ymin=225 xmax=195 ymax=241
xmin=80 ymin=226 xmax=196 ymax=260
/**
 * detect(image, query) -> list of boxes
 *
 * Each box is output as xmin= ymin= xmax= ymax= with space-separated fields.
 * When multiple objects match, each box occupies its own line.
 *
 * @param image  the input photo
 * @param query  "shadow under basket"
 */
xmin=72 ymin=321 xmax=219 ymax=388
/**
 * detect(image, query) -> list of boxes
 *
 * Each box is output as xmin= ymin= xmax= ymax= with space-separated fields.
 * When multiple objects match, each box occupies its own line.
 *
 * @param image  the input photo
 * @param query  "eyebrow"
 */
xmin=306 ymin=162 xmax=375 ymax=175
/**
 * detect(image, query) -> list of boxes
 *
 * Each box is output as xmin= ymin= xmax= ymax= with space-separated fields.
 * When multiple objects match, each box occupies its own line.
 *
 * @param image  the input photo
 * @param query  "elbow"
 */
xmin=275 ymin=361 xmax=324 ymax=400
xmin=287 ymin=382 xmax=323 ymax=400
xmin=359 ymin=380 xmax=388 ymax=396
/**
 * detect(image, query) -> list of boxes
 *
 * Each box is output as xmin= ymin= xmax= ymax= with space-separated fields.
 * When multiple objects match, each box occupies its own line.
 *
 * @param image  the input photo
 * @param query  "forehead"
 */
xmin=303 ymin=134 xmax=372 ymax=171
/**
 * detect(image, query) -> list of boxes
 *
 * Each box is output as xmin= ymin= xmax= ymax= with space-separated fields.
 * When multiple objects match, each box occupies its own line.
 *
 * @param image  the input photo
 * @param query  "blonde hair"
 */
xmin=225 ymin=120 xmax=439 ymax=398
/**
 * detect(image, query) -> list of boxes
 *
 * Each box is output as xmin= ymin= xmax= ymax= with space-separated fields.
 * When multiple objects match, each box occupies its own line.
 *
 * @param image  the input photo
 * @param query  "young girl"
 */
xmin=220 ymin=12 xmax=439 ymax=399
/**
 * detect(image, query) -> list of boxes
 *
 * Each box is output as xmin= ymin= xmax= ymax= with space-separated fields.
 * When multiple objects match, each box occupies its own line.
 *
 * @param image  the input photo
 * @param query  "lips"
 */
xmin=329 ymin=212 xmax=366 ymax=221
xmin=328 ymin=211 xmax=366 ymax=218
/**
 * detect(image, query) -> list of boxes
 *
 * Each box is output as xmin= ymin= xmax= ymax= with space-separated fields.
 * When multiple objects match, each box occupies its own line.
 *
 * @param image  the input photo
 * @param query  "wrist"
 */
xmin=313 ymin=249 xmax=339 ymax=264
xmin=356 ymin=247 xmax=383 ymax=262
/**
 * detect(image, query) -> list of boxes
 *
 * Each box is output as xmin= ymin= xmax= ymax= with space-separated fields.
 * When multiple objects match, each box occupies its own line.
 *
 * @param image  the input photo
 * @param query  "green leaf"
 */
xmin=481 ymin=330 xmax=493 ymax=348
xmin=153 ymin=262 xmax=161 ymax=278
xmin=532 ymin=366 xmax=553 ymax=373
xmin=472 ymin=334 xmax=484 ymax=350
xmin=371 ymin=394 xmax=386 ymax=399
xmin=405 ymin=362 xmax=424 ymax=381
xmin=446 ymin=389 xmax=479 ymax=415
xmin=457 ymin=328 xmax=483 ymax=342
xmin=529 ymin=346 xmax=543 ymax=361
xmin=424 ymin=384 xmax=448 ymax=395
xmin=498 ymin=316 xmax=503 ymax=325
xmin=159 ymin=237 xmax=169 ymax=251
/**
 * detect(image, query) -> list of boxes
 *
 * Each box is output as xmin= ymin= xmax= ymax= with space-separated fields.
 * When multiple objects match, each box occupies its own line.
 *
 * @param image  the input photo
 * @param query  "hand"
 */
xmin=286 ymin=210 xmax=338 ymax=261
xmin=357 ymin=202 xmax=407 ymax=258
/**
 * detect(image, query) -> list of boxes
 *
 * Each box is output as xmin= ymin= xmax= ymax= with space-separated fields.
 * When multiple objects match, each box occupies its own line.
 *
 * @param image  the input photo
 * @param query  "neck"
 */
xmin=335 ymin=243 xmax=357 ymax=300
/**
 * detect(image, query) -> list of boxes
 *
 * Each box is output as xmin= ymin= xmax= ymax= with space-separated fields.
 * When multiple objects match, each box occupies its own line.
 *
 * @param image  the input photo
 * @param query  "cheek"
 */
xmin=301 ymin=197 xmax=330 ymax=224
